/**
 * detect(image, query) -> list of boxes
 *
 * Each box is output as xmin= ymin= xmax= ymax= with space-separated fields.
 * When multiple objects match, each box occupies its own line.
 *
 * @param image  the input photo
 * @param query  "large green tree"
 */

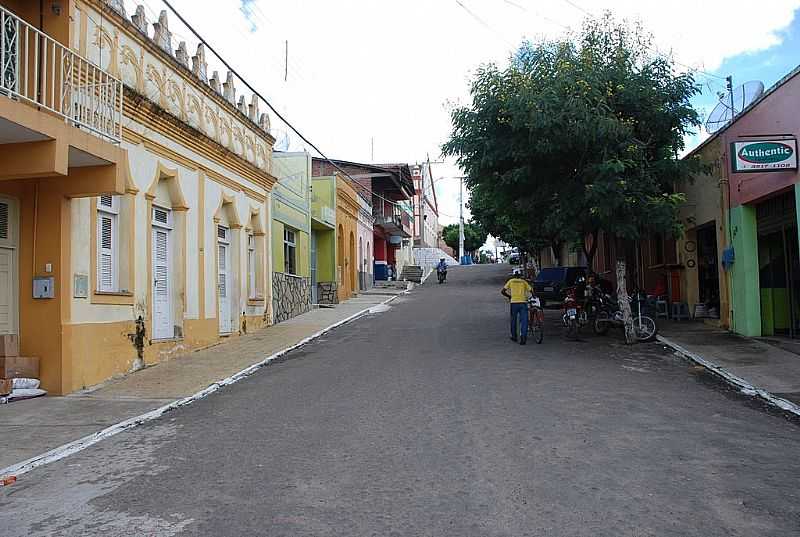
xmin=442 ymin=222 xmax=485 ymax=255
xmin=443 ymin=14 xmax=703 ymax=342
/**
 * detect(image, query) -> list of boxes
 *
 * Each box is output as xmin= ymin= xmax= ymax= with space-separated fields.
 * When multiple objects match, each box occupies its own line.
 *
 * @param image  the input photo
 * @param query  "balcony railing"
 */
xmin=0 ymin=6 xmax=122 ymax=143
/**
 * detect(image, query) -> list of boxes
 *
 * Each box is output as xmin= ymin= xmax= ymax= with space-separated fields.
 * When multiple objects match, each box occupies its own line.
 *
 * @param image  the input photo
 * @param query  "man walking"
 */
xmin=502 ymin=268 xmax=533 ymax=345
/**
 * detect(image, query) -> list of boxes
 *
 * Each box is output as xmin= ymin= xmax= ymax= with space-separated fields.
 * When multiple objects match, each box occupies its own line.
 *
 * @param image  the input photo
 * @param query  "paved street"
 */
xmin=3 ymin=264 xmax=800 ymax=537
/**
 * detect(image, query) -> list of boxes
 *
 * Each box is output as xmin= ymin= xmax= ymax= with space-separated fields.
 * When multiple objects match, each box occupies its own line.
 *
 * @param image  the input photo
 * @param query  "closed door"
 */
xmin=310 ymin=233 xmax=317 ymax=303
xmin=152 ymin=227 xmax=172 ymax=340
xmin=218 ymin=243 xmax=232 ymax=333
xmin=0 ymin=247 xmax=16 ymax=335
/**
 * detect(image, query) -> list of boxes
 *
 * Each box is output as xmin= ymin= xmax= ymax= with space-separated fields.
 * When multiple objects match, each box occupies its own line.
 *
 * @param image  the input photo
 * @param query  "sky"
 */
xmin=122 ymin=0 xmax=800 ymax=235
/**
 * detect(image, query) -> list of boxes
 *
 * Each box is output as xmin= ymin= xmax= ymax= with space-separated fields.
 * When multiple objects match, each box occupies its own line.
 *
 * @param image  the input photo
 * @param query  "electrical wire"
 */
xmin=156 ymin=1 xmax=412 ymax=209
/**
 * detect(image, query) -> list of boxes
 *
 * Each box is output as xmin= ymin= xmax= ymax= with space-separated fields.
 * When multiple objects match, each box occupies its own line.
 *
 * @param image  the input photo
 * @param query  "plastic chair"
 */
xmin=655 ymin=299 xmax=669 ymax=320
xmin=671 ymin=302 xmax=691 ymax=321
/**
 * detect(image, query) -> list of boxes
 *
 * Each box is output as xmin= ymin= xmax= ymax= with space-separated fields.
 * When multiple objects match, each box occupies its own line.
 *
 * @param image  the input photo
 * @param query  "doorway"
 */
xmin=217 ymin=225 xmax=233 ymax=334
xmin=756 ymin=192 xmax=800 ymax=337
xmin=152 ymin=206 xmax=173 ymax=340
xmin=310 ymin=232 xmax=318 ymax=304
xmin=0 ymin=198 xmax=18 ymax=336
xmin=696 ymin=223 xmax=720 ymax=318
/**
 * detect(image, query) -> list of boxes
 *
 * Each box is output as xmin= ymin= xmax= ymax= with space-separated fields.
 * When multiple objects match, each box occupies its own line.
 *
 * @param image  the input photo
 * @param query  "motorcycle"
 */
xmin=561 ymin=286 xmax=587 ymax=340
xmin=437 ymin=267 xmax=447 ymax=284
xmin=593 ymin=290 xmax=657 ymax=342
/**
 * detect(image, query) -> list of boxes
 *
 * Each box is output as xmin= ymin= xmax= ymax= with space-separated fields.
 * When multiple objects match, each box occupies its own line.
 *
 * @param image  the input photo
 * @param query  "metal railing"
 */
xmin=0 ymin=6 xmax=122 ymax=143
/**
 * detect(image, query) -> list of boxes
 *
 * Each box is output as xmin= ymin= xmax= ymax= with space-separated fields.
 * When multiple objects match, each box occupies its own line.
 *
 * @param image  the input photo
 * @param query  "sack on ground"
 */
xmin=12 ymin=377 xmax=40 ymax=389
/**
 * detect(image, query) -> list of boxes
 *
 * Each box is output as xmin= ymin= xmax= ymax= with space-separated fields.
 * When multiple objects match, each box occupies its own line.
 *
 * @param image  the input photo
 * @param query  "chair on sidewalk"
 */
xmin=671 ymin=302 xmax=691 ymax=321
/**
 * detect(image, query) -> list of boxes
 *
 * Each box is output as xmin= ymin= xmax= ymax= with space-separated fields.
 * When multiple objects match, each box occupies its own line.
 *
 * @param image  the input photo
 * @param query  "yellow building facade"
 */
xmin=0 ymin=1 xmax=278 ymax=393
xmin=335 ymin=174 xmax=360 ymax=302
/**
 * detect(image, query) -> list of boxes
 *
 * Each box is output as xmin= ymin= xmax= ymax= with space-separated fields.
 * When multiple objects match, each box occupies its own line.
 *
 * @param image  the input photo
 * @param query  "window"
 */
xmin=97 ymin=195 xmax=119 ymax=291
xmin=248 ymin=234 xmax=257 ymax=298
xmin=283 ymin=228 xmax=297 ymax=275
xmin=153 ymin=207 xmax=172 ymax=228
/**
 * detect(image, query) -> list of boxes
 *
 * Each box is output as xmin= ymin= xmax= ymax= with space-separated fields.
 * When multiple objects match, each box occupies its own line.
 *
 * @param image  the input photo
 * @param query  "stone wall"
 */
xmin=317 ymin=282 xmax=338 ymax=305
xmin=272 ymin=273 xmax=311 ymax=324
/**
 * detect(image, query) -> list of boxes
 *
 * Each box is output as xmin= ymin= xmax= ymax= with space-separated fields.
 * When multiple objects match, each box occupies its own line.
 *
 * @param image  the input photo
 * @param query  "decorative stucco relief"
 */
xmin=92 ymin=1 xmax=273 ymax=175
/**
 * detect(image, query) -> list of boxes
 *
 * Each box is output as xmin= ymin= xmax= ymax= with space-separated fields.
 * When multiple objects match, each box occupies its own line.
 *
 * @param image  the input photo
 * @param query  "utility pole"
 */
xmin=458 ymin=176 xmax=465 ymax=264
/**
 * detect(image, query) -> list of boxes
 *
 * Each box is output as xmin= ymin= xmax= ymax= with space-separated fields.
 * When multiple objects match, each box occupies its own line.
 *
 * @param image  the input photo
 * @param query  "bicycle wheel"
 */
xmin=634 ymin=316 xmax=657 ymax=342
xmin=532 ymin=308 xmax=544 ymax=344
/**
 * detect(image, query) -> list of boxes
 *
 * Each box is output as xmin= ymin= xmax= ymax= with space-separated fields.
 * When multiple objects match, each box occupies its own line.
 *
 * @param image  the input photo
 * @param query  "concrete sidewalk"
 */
xmin=658 ymin=321 xmax=800 ymax=413
xmin=0 ymin=293 xmax=396 ymax=470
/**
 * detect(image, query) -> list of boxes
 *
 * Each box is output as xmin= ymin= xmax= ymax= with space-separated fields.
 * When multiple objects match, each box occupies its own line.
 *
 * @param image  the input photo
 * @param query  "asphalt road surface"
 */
xmin=3 ymin=264 xmax=800 ymax=536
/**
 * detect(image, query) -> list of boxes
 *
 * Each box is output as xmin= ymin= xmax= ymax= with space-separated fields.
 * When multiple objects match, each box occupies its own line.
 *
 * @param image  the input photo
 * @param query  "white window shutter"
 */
xmin=248 ymin=238 xmax=256 ymax=299
xmin=0 ymin=202 xmax=9 ymax=240
xmin=98 ymin=214 xmax=115 ymax=291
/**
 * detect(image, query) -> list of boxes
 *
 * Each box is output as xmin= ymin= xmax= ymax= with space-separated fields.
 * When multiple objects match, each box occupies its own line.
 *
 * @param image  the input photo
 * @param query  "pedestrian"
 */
xmin=502 ymin=268 xmax=533 ymax=345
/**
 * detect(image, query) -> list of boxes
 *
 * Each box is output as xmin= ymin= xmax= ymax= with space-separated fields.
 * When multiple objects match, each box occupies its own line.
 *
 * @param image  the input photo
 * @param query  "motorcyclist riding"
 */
xmin=436 ymin=258 xmax=448 ymax=283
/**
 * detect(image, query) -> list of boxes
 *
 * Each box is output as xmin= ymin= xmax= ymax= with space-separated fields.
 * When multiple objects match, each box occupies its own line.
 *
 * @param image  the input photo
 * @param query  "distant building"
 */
xmin=313 ymin=159 xmax=414 ymax=281
xmin=411 ymin=162 xmax=439 ymax=248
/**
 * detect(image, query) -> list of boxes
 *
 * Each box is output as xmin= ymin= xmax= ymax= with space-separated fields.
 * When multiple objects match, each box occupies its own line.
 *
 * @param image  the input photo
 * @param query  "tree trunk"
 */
xmin=616 ymin=259 xmax=635 ymax=344
xmin=583 ymin=230 xmax=598 ymax=271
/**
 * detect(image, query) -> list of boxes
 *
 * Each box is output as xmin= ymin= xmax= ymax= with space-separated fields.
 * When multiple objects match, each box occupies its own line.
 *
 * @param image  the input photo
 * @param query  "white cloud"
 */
xmin=129 ymin=0 xmax=800 ymax=226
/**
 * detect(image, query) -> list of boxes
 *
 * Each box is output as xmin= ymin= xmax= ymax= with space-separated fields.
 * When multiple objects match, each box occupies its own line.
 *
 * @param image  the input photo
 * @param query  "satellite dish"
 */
xmin=705 ymin=80 xmax=764 ymax=134
xmin=274 ymin=129 xmax=290 ymax=151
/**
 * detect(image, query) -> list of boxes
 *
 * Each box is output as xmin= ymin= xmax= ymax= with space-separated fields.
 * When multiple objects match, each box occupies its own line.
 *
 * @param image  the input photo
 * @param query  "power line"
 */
xmin=549 ymin=0 xmax=728 ymax=81
xmin=454 ymin=0 xmax=518 ymax=50
xmin=158 ymin=0 xmax=408 ymax=209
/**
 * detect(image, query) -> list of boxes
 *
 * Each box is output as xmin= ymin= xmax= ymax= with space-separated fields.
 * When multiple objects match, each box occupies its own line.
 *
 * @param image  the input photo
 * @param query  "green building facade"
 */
xmin=271 ymin=152 xmax=312 ymax=323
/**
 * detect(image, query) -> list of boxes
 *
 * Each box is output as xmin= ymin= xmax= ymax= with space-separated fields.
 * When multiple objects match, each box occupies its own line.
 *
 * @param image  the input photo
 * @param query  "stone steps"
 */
xmin=400 ymin=265 xmax=424 ymax=283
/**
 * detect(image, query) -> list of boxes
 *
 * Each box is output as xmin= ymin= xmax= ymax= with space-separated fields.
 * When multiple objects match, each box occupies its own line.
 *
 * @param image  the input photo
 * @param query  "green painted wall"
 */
xmin=312 ymin=177 xmax=336 ymax=228
xmin=273 ymin=198 xmax=310 ymax=233
xmin=729 ymin=204 xmax=761 ymax=336
xmin=271 ymin=219 xmax=310 ymax=277
xmin=296 ymin=231 xmax=310 ymax=278
xmin=272 ymin=220 xmax=285 ymax=274
xmin=315 ymin=228 xmax=336 ymax=282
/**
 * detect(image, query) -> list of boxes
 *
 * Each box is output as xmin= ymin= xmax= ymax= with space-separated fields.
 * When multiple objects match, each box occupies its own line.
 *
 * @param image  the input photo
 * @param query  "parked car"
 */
xmin=533 ymin=266 xmax=586 ymax=306
xmin=508 ymin=252 xmax=521 ymax=265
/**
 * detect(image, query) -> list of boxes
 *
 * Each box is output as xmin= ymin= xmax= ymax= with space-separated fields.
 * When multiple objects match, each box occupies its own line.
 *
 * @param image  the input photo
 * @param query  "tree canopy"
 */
xmin=441 ymin=222 xmax=486 ymax=255
xmin=443 ymin=14 xmax=703 ymax=269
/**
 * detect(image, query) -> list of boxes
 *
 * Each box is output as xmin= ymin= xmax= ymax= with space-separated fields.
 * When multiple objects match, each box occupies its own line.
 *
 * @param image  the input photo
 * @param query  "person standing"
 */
xmin=502 ymin=268 xmax=533 ymax=345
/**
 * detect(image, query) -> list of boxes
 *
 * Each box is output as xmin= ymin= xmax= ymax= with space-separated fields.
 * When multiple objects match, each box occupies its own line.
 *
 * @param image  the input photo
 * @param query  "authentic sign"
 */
xmin=732 ymin=139 xmax=798 ymax=172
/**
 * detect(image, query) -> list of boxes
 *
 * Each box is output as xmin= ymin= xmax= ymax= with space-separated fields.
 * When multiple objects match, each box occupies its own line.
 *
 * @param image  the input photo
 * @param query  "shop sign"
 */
xmin=731 ymin=139 xmax=798 ymax=173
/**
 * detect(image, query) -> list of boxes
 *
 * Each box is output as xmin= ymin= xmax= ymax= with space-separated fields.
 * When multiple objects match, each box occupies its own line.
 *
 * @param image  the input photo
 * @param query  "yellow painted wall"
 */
xmin=336 ymin=177 xmax=360 ymax=302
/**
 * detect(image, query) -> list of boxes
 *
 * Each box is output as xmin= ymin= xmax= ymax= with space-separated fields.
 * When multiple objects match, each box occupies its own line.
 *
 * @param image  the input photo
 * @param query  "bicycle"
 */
xmin=528 ymin=295 xmax=544 ymax=344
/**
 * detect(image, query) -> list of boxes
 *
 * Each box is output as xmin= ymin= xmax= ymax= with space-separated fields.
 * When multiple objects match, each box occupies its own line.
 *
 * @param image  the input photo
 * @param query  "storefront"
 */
xmin=755 ymin=191 xmax=800 ymax=336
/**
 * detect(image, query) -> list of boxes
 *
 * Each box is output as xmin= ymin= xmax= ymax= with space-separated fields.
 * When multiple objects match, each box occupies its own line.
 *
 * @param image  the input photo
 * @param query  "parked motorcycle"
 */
xmin=561 ymin=286 xmax=587 ymax=340
xmin=437 ymin=268 xmax=447 ymax=284
xmin=593 ymin=291 xmax=657 ymax=342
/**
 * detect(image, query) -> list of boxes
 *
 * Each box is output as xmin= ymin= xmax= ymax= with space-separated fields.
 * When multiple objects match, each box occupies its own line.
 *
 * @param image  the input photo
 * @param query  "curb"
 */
xmin=656 ymin=334 xmax=800 ymax=418
xmin=0 ymin=293 xmax=405 ymax=481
